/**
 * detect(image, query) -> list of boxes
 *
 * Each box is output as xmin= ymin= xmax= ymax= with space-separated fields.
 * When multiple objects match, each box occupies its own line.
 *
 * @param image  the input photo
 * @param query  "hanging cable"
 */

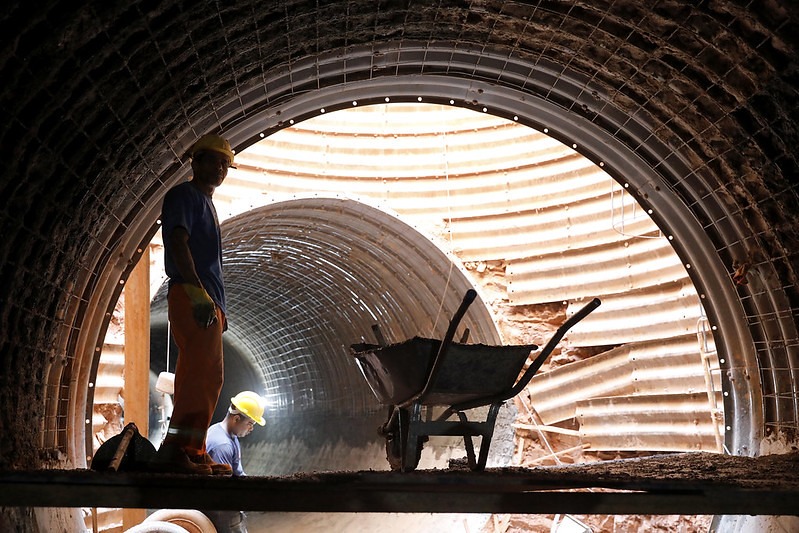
xmin=430 ymin=127 xmax=456 ymax=336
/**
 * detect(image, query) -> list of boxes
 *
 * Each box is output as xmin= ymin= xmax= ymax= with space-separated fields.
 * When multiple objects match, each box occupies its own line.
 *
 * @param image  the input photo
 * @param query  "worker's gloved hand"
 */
xmin=182 ymin=284 xmax=217 ymax=328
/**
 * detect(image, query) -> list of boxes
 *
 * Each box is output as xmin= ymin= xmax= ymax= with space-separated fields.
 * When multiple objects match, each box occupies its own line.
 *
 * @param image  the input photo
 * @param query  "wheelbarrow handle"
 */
xmin=447 ymin=289 xmax=477 ymax=338
xmin=507 ymin=297 xmax=601 ymax=396
xmin=108 ymin=422 xmax=138 ymax=472
xmin=399 ymin=289 xmax=477 ymax=408
xmin=568 ymin=297 xmax=601 ymax=326
xmin=438 ymin=288 xmax=477 ymax=355
xmin=445 ymin=297 xmax=602 ymax=415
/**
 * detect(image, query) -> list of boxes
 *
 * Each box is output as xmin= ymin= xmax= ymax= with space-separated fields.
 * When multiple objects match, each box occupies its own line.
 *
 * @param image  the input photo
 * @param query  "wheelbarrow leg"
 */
xmin=476 ymin=403 xmax=502 ymax=471
xmin=456 ymin=411 xmax=478 ymax=469
xmin=383 ymin=406 xmax=406 ymax=471
xmin=454 ymin=402 xmax=501 ymax=471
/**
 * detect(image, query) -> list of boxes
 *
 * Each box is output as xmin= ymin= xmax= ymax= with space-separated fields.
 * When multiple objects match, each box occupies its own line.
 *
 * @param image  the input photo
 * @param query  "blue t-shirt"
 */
xmin=206 ymin=421 xmax=245 ymax=476
xmin=161 ymin=181 xmax=226 ymax=315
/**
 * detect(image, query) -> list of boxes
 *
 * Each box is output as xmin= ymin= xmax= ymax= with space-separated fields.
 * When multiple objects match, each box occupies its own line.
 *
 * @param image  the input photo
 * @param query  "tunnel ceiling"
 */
xmin=1 ymin=0 xmax=798 ymax=471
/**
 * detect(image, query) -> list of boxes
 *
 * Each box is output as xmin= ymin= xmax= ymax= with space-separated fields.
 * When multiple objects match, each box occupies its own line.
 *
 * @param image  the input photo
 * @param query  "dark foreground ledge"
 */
xmin=1 ymin=452 xmax=797 ymax=515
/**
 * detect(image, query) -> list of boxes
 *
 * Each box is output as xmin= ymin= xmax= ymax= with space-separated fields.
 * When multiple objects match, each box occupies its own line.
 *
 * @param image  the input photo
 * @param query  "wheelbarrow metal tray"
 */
xmin=351 ymin=337 xmax=537 ymax=406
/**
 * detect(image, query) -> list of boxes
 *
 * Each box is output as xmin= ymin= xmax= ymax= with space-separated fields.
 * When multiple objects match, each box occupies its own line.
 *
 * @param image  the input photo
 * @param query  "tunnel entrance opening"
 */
xmin=218 ymin=69 xmax=761 ymax=454
xmin=90 ymin=98 xmax=740 ymax=532
xmin=221 ymin=102 xmax=728 ymax=464
xmin=149 ymin=196 xmax=507 ymax=475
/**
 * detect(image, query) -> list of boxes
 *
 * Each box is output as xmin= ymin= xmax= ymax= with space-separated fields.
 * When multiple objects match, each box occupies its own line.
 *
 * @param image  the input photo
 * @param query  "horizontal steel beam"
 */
xmin=2 ymin=453 xmax=798 ymax=515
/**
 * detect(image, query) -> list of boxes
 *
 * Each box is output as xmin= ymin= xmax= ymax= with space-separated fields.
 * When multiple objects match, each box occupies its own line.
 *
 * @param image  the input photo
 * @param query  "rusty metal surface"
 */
xmin=2 ymin=452 xmax=797 ymax=515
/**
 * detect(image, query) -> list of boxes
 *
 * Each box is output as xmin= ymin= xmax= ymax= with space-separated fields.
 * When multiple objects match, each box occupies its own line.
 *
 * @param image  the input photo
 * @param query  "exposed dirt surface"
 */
xmin=286 ymin=451 xmax=798 ymax=492
xmin=479 ymin=451 xmax=799 ymax=533
xmin=3 ymin=452 xmax=797 ymax=533
xmin=485 ymin=451 xmax=799 ymax=490
xmin=7 ymin=451 xmax=798 ymax=494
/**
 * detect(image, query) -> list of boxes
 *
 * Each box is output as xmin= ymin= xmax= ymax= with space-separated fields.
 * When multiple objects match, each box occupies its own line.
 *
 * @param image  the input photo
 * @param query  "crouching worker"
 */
xmin=205 ymin=391 xmax=266 ymax=532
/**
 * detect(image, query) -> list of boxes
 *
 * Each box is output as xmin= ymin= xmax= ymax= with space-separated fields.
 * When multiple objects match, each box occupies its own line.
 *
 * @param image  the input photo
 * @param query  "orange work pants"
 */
xmin=163 ymin=284 xmax=225 ymax=457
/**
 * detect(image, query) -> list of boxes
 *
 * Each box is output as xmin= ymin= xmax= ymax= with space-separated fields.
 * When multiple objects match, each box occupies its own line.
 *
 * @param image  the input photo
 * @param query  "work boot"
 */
xmin=190 ymin=453 xmax=233 ymax=476
xmin=150 ymin=443 xmax=213 ymax=475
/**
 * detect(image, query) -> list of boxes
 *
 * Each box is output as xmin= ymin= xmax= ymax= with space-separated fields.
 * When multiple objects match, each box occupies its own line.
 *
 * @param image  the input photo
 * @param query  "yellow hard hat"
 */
xmin=191 ymin=133 xmax=235 ymax=167
xmin=230 ymin=391 xmax=266 ymax=426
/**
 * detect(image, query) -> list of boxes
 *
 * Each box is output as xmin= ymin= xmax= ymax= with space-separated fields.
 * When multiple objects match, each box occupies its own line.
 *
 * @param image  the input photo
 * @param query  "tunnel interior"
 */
xmin=128 ymin=101 xmax=736 ymax=480
xmin=2 ymin=1 xmax=799 ymax=531
xmin=149 ymin=195 xmax=505 ymax=474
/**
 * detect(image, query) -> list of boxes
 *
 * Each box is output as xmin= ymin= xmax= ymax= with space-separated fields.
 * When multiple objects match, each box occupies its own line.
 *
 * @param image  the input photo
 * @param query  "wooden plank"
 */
xmin=123 ymin=245 xmax=150 ymax=529
xmin=1 ymin=452 xmax=797 ymax=515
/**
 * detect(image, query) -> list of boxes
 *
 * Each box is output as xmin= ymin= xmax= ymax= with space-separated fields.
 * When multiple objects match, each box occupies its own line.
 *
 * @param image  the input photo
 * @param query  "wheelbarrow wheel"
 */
xmin=384 ymin=407 xmax=407 ymax=471
xmin=384 ymin=407 xmax=423 ymax=471
xmin=401 ymin=436 xmax=424 ymax=472
xmin=386 ymin=433 xmax=404 ymax=471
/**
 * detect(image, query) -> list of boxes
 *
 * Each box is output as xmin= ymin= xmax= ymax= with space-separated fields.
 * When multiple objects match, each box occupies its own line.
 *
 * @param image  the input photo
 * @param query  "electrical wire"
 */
xmin=430 ymin=127 xmax=455 ymax=336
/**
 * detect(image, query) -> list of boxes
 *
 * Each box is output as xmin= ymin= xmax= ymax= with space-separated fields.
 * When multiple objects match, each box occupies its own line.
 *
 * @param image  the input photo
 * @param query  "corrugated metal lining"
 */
xmin=527 ymin=336 xmax=719 ymax=421
xmin=151 ymin=197 xmax=501 ymax=417
xmin=527 ymin=334 xmax=724 ymax=452
xmin=577 ymin=393 xmax=721 ymax=452
xmin=563 ymin=281 xmax=703 ymax=346
xmin=186 ymin=104 xmax=724 ymax=453
xmin=88 ymin=343 xmax=127 ymax=531
xmin=94 ymin=343 xmax=124 ymax=405
xmin=92 ymin=342 xmax=124 ymax=452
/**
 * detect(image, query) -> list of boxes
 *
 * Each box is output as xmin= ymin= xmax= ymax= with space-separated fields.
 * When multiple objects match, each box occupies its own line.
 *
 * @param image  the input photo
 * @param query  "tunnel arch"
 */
xmin=3 ymin=3 xmax=799 ymax=530
xmin=149 ymin=196 xmax=505 ymax=472
xmin=117 ymin=62 xmax=779 ymax=461
xmin=69 ymin=37 xmax=793 ymax=470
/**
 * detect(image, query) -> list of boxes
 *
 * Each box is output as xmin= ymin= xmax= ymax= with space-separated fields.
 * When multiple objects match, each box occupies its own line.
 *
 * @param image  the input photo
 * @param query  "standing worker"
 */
xmin=205 ymin=391 xmax=266 ymax=532
xmin=152 ymin=133 xmax=235 ymax=476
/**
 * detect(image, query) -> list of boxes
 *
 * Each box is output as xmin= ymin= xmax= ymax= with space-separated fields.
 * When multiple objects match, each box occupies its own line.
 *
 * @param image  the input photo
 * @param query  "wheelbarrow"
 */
xmin=351 ymin=290 xmax=601 ymax=472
